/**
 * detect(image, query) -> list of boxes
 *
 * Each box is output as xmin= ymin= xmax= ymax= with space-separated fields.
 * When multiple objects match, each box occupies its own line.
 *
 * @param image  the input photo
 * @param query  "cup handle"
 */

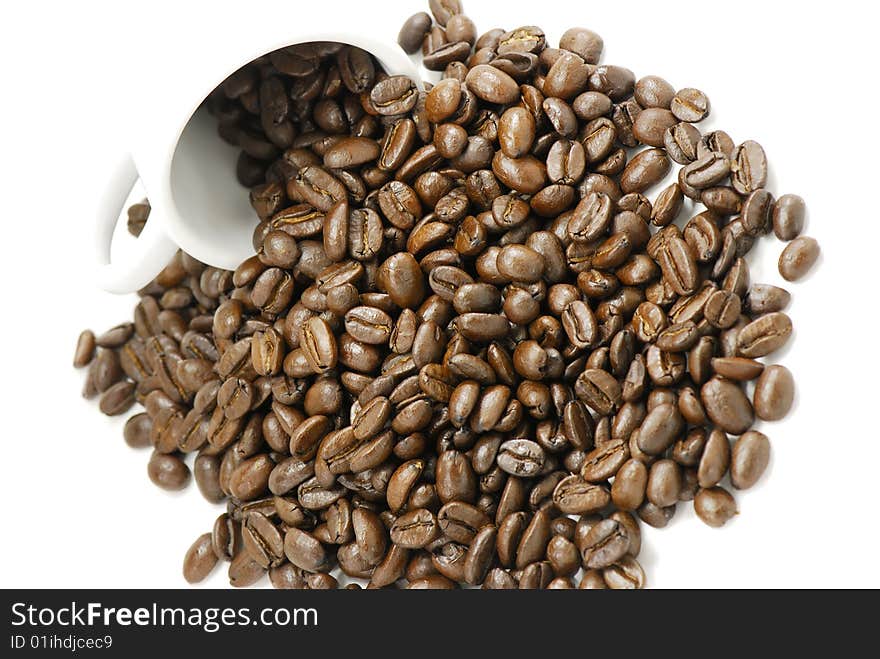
xmin=94 ymin=153 xmax=178 ymax=294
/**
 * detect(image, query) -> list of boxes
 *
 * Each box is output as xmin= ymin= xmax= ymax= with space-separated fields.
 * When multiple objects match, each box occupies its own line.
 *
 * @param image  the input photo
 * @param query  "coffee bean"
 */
xmin=124 ymin=413 xmax=153 ymax=449
xmin=299 ymin=316 xmax=337 ymax=373
xmin=737 ymin=312 xmax=792 ymax=358
xmin=779 ymin=236 xmax=820 ymax=281
xmin=664 ymin=122 xmax=701 ymax=164
xmin=671 ymin=88 xmax=710 ymax=122
xmin=701 ymin=376 xmax=754 ymax=434
xmin=635 ymin=75 xmax=675 ymax=109
xmin=711 ymin=357 xmax=764 ymax=381
xmin=391 ymin=508 xmax=439 ymax=548
xmin=344 ymin=306 xmax=394 ymax=345
xmin=398 ymin=12 xmax=432 ymax=54
xmin=466 ymin=65 xmax=520 ymax=104
xmin=497 ymin=438 xmax=545 ymax=476
xmin=323 ymin=137 xmax=381 ymax=169
xmin=694 ymin=486 xmax=737 ymax=528
xmin=620 ymin=148 xmax=671 ymax=194
xmin=637 ymin=403 xmax=684 ymax=455
xmin=731 ymin=140 xmax=767 ymax=195
xmin=492 ymin=152 xmax=548 ymax=194
xmin=559 ymin=27 xmax=603 ymax=64
xmin=581 ymin=519 xmax=630 ymax=569
xmin=753 ymin=365 xmax=795 ymax=421
xmin=377 ymin=252 xmax=427 ymax=309
xmin=611 ymin=459 xmax=648 ymax=511
xmin=183 ymin=533 xmax=218 ymax=584
xmin=284 ymin=527 xmax=328 ymax=572
xmin=772 ymin=194 xmax=806 ymax=241
xmin=242 ymin=512 xmax=285 ymax=569
xmin=633 ymin=108 xmax=678 ymax=147
xmin=545 ymin=52 xmax=590 ymax=100
xmin=731 ymin=430 xmax=771 ymax=490
xmin=575 ymin=368 xmax=621 ymax=416
xmin=602 ymin=556 xmax=646 ymax=589
xmin=581 ymin=440 xmax=629 ymax=483
xmin=147 ymin=451 xmax=190 ymax=491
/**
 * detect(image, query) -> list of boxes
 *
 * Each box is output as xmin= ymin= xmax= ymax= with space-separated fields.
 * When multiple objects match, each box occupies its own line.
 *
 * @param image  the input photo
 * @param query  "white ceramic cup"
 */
xmin=95 ymin=14 xmax=420 ymax=294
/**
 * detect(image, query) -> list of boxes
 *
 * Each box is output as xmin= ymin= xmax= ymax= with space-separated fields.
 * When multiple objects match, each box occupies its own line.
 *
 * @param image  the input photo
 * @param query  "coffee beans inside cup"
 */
xmin=74 ymin=0 xmax=817 ymax=589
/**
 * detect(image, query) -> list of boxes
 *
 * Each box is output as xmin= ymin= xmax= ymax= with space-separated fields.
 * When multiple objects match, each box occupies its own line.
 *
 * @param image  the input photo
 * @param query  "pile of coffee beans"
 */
xmin=74 ymin=0 xmax=819 ymax=589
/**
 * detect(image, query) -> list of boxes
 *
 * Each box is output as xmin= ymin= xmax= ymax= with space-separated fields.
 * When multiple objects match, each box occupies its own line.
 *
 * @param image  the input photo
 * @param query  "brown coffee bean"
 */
xmin=183 ymin=533 xmax=218 ymax=584
xmin=671 ymin=88 xmax=710 ymax=122
xmin=701 ymin=376 xmax=754 ymax=435
xmin=737 ymin=312 xmax=792 ymax=358
xmin=779 ymin=236 xmax=820 ymax=281
xmin=753 ymin=365 xmax=795 ymax=421
xmin=465 ymin=64 xmax=520 ymax=104
xmin=773 ymin=194 xmax=806 ymax=241
xmin=694 ymin=486 xmax=737 ymax=528
xmin=731 ymin=430 xmax=771 ymax=490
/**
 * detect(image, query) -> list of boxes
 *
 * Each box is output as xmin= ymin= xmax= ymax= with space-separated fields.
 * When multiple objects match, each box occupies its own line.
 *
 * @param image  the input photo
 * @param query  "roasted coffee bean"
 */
xmin=671 ymin=88 xmax=710 ymax=122
xmin=754 ymin=365 xmax=795 ymax=421
xmin=737 ymin=312 xmax=792 ymax=358
xmin=701 ymin=376 xmax=754 ymax=434
xmin=581 ymin=439 xmax=629 ymax=483
xmin=391 ymin=508 xmax=439 ymax=548
xmin=492 ymin=152 xmax=548 ymax=194
xmin=637 ymin=501 xmax=676 ymax=529
xmin=127 ymin=200 xmax=150 ymax=236
xmin=124 ymin=413 xmax=153 ymax=449
xmin=552 ymin=475 xmax=610 ymax=515
xmin=637 ymin=403 xmax=683 ymax=455
xmin=575 ymin=369 xmax=620 ymax=416
xmin=498 ymin=107 xmax=536 ymax=159
xmin=299 ymin=317 xmax=338 ymax=373
xmin=99 ymin=381 xmax=136 ymax=416
xmin=611 ymin=459 xmax=648 ymax=511
xmin=694 ymin=486 xmax=737 ymax=528
xmin=731 ymin=140 xmax=767 ymax=195
xmin=773 ymin=194 xmax=806 ymax=241
xmin=398 ymin=12 xmax=432 ymax=54
xmin=633 ymin=108 xmax=678 ymax=147
xmin=746 ymin=284 xmax=791 ymax=315
xmin=92 ymin=348 xmax=123 ymax=393
xmin=284 ymin=527 xmax=328 ymax=572
xmin=635 ymin=75 xmax=675 ymax=109
xmin=183 ymin=533 xmax=218 ymax=584
xmin=711 ymin=357 xmax=764 ymax=382
xmin=147 ymin=451 xmax=190 ymax=491
xmin=620 ymin=148 xmax=670 ymax=194
xmin=242 ymin=512 xmax=285 ymax=569
xmin=371 ymin=76 xmax=419 ymax=116
xmin=697 ymin=429 xmax=730 ymax=489
xmin=344 ymin=306 xmax=394 ymax=345
xmin=664 ymin=122 xmax=701 ymax=164
xmin=602 ymin=556 xmax=645 ymax=589
xmin=779 ymin=236 xmax=820 ymax=281
xmin=466 ymin=64 xmax=520 ymax=104
xmin=731 ymin=430 xmax=771 ymax=490
xmin=497 ymin=439 xmax=545 ymax=477
xmin=73 ymin=330 xmax=97 ymax=368
xmin=581 ymin=519 xmax=630 ymax=569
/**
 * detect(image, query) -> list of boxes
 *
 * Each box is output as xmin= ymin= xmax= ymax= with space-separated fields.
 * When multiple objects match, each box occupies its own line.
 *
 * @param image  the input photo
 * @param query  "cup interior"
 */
xmin=168 ymin=38 xmax=420 ymax=272
xmin=170 ymin=104 xmax=256 ymax=271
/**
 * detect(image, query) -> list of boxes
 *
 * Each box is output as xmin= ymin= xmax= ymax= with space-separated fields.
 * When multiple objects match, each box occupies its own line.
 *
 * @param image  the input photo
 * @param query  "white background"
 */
xmin=0 ymin=0 xmax=878 ymax=588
